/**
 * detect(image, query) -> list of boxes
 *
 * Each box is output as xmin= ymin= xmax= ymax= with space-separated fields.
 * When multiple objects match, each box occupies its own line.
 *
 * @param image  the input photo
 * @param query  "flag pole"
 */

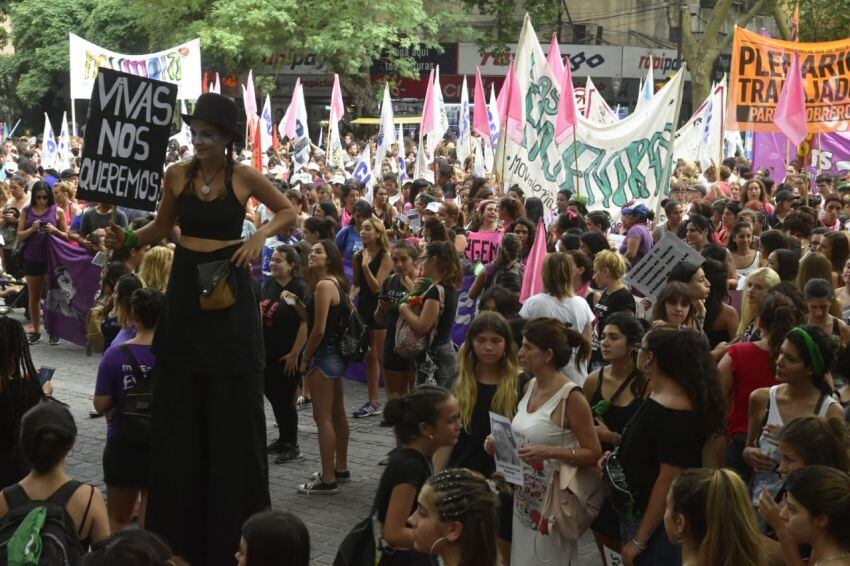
xmin=571 ymin=128 xmax=581 ymax=198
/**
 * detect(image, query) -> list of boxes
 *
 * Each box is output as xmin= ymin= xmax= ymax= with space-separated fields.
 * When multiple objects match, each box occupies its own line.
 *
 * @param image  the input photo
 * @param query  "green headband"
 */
xmin=790 ymin=327 xmax=824 ymax=377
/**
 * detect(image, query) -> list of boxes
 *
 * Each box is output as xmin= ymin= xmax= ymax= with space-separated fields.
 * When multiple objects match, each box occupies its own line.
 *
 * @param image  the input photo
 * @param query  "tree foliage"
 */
xmin=2 ymin=0 xmax=471 ymax=113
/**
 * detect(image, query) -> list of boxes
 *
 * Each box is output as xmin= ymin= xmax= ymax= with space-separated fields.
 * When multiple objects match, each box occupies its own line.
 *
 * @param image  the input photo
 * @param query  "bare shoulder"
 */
xmin=749 ymin=387 xmax=770 ymax=406
xmin=164 ymin=161 xmax=191 ymax=196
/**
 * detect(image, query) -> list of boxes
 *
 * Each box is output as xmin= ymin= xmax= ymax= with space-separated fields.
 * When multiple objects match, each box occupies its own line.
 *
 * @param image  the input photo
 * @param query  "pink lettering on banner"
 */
xmin=465 ymin=231 xmax=503 ymax=264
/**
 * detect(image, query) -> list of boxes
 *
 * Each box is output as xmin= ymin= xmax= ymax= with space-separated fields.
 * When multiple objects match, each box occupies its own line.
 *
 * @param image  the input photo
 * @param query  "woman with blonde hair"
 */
xmin=137 ymin=246 xmax=174 ymax=294
xmin=53 ymin=181 xmax=81 ymax=227
xmin=664 ymin=468 xmax=768 ymax=566
xmin=590 ymin=251 xmax=635 ymax=369
xmin=734 ymin=267 xmax=780 ymax=341
xmin=436 ymin=311 xmax=521 ymax=559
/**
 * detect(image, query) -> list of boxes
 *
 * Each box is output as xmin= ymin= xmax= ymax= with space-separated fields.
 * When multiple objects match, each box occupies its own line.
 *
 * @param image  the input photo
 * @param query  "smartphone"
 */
xmin=38 ymin=366 xmax=55 ymax=386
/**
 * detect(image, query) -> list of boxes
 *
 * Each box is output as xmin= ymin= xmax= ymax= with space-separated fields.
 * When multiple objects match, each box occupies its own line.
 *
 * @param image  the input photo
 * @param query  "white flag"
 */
xmin=41 ymin=114 xmax=57 ymax=171
xmin=487 ymin=83 xmax=500 ymax=151
xmin=352 ymin=143 xmax=374 ymax=201
xmin=474 ymin=137 xmax=486 ymax=177
xmin=374 ymin=84 xmax=396 ymax=176
xmin=327 ymin=120 xmax=346 ymax=169
xmin=427 ymin=66 xmax=449 ymax=155
xmin=281 ymin=80 xmax=310 ymax=170
xmin=56 ymin=112 xmax=72 ymax=171
xmin=318 ymin=126 xmax=324 ymax=149
xmin=635 ymin=56 xmax=654 ymax=111
xmin=260 ymin=95 xmax=274 ymax=153
xmin=457 ymin=76 xmax=471 ymax=165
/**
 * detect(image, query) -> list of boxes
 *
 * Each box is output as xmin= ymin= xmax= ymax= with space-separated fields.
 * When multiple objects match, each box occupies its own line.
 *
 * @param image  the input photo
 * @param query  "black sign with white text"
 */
xmin=78 ymin=68 xmax=177 ymax=212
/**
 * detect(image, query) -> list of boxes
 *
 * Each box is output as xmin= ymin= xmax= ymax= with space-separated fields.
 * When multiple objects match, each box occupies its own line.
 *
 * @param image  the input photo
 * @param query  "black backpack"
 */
xmin=0 ymin=480 xmax=88 ymax=566
xmin=332 ymin=281 xmax=370 ymax=363
xmin=115 ymin=345 xmax=153 ymax=444
xmin=492 ymin=262 xmax=524 ymax=294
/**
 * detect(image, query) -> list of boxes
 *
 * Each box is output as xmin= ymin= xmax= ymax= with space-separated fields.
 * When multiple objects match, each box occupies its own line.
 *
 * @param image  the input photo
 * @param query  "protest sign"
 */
xmin=728 ymin=27 xmax=850 ymax=134
xmin=44 ymin=236 xmax=101 ymax=347
xmin=78 ymin=68 xmax=177 ymax=212
xmin=69 ymin=33 xmax=202 ymax=100
xmin=465 ymin=231 xmax=503 ymax=263
xmin=490 ymin=412 xmax=524 ymax=485
xmin=624 ymin=233 xmax=704 ymax=301
xmin=498 ymin=16 xmax=684 ymax=219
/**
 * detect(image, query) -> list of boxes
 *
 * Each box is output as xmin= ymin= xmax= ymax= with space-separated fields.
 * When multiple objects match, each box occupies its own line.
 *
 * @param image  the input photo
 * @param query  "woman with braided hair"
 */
xmin=409 ymin=468 xmax=507 ymax=566
xmin=104 ymin=93 xmax=296 ymax=566
xmin=0 ymin=316 xmax=48 ymax=489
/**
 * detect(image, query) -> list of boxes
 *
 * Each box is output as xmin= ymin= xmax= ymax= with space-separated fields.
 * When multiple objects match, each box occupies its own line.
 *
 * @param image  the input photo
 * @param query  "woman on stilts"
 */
xmin=105 ymin=93 xmax=296 ymax=566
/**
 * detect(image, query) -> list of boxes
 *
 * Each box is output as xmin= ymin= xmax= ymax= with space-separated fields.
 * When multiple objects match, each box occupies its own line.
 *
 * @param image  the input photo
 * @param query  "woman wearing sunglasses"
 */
xmin=16 ymin=181 xmax=68 ymax=344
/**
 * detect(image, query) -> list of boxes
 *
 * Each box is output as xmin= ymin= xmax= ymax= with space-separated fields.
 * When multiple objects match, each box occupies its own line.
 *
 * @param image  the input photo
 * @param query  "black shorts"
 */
xmin=22 ymin=258 xmax=47 ymax=277
xmin=383 ymin=338 xmax=414 ymax=372
xmin=103 ymin=436 xmax=150 ymax=488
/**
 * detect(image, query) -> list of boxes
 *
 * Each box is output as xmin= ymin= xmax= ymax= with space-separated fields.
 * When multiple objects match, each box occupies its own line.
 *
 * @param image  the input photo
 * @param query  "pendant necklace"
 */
xmin=200 ymin=164 xmax=224 ymax=196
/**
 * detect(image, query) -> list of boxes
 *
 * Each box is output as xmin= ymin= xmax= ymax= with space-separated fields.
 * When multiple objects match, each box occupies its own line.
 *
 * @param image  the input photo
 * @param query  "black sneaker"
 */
xmin=274 ymin=444 xmax=301 ymax=464
xmin=266 ymin=439 xmax=282 ymax=454
xmin=27 ymin=332 xmax=41 ymax=345
xmin=312 ymin=469 xmax=350 ymax=483
xmin=48 ymin=335 xmax=60 ymax=346
xmin=298 ymin=475 xmax=338 ymax=494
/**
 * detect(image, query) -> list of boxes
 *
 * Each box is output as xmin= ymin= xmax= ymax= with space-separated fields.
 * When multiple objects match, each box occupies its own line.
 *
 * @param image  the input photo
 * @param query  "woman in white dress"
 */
xmin=502 ymin=317 xmax=602 ymax=566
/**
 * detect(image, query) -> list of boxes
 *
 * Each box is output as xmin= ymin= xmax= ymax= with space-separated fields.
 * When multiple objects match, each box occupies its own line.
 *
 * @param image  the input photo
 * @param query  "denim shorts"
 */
xmin=308 ymin=343 xmax=346 ymax=379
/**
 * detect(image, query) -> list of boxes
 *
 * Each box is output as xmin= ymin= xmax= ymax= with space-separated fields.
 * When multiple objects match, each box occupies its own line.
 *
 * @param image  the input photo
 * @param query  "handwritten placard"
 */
xmin=624 ymin=233 xmax=703 ymax=300
xmin=78 ymin=68 xmax=177 ymax=212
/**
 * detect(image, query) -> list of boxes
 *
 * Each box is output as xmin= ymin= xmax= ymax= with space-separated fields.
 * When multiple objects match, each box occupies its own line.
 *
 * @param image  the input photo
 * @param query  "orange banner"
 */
xmin=728 ymin=27 xmax=850 ymax=134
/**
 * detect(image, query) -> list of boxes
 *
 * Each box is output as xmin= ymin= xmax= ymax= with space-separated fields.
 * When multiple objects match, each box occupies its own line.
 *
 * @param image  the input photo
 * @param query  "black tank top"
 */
xmin=590 ymin=366 xmax=646 ymax=451
xmin=177 ymin=174 xmax=244 ymax=240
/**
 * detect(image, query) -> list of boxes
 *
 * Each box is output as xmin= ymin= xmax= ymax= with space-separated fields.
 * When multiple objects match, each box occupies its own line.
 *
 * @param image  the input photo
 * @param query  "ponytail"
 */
xmin=522 ymin=317 xmax=590 ymax=371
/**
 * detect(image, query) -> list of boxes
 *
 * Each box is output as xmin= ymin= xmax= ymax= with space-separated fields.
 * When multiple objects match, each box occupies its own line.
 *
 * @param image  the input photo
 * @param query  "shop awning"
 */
xmin=350 ymin=116 xmax=421 ymax=125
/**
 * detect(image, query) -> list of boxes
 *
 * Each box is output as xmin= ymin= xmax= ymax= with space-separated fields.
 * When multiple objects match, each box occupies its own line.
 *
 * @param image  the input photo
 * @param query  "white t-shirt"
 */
xmin=519 ymin=293 xmax=594 ymax=385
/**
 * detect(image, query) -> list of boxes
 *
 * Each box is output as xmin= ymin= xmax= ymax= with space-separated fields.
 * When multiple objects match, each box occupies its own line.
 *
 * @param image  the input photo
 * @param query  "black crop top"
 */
xmin=176 ymin=177 xmax=245 ymax=240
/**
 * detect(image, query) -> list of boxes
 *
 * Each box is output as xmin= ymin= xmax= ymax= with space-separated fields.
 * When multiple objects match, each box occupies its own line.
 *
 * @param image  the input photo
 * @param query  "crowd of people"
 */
xmin=1 ymin=91 xmax=850 ymax=566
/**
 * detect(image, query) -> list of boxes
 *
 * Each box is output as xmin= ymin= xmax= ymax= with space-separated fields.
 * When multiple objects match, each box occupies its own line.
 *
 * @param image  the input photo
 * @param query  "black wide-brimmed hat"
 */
xmin=182 ymin=92 xmax=241 ymax=138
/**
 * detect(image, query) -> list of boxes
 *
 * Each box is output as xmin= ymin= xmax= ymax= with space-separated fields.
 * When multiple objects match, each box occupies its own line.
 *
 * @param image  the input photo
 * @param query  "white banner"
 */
xmin=68 ymin=33 xmax=202 ymax=100
xmin=497 ymin=16 xmax=685 ymax=219
xmin=583 ymin=77 xmax=620 ymax=126
xmin=673 ymin=78 xmax=726 ymax=169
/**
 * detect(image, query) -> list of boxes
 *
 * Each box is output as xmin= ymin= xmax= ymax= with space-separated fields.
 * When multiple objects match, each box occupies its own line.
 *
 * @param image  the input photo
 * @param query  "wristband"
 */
xmin=632 ymin=537 xmax=648 ymax=551
xmin=121 ymin=227 xmax=139 ymax=253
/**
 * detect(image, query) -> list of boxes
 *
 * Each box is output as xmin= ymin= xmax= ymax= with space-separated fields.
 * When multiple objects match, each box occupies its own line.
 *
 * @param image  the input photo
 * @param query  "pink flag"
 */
xmin=419 ymin=69 xmax=436 ymax=139
xmin=283 ymin=78 xmax=303 ymax=139
xmin=473 ymin=68 xmax=490 ymax=140
xmin=774 ymin=52 xmax=808 ymax=146
xmin=213 ymin=73 xmax=221 ymax=94
xmin=546 ymin=34 xmax=565 ymax=79
xmin=244 ymin=70 xmax=258 ymax=118
xmin=554 ymin=59 xmax=579 ymax=145
xmin=520 ymin=219 xmax=548 ymax=304
xmin=500 ymin=63 xmax=525 ymax=144
xmin=330 ymin=74 xmax=345 ymax=124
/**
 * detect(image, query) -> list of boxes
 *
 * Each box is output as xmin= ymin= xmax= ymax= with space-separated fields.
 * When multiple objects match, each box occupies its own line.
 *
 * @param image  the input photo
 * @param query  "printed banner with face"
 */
xmin=752 ymin=130 xmax=850 ymax=181
xmin=728 ymin=27 xmax=850 ymax=134
xmin=497 ymin=16 xmax=684 ymax=219
xmin=78 ymin=68 xmax=177 ymax=211
xmin=44 ymin=236 xmax=101 ymax=347
xmin=69 ymin=33 xmax=202 ymax=100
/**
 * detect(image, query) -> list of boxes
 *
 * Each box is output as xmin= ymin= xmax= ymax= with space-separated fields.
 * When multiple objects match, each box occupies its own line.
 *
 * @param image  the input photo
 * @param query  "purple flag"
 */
xmin=44 ymin=236 xmax=101 ymax=346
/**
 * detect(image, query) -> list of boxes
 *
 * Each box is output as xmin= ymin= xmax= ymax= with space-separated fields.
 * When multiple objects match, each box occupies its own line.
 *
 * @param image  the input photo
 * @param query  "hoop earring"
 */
xmin=429 ymin=536 xmax=448 ymax=556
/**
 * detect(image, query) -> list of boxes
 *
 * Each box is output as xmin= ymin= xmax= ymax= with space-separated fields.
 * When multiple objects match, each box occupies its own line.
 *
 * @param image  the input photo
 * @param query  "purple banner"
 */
xmin=752 ymin=131 xmax=850 ymax=183
xmin=44 ymin=235 xmax=101 ymax=346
